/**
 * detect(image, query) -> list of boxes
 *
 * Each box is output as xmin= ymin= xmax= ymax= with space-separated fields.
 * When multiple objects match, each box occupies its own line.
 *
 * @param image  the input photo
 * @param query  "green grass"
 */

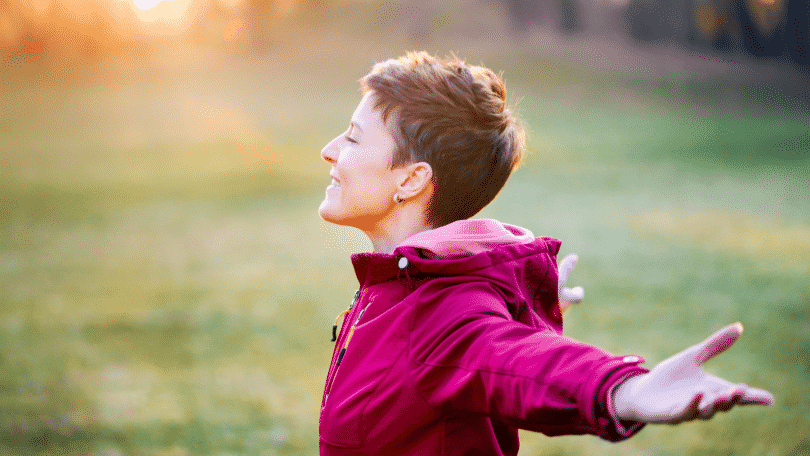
xmin=1 ymin=37 xmax=809 ymax=455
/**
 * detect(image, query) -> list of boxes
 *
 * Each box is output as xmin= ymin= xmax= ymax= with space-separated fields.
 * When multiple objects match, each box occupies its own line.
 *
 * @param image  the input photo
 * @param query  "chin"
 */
xmin=318 ymin=200 xmax=344 ymax=225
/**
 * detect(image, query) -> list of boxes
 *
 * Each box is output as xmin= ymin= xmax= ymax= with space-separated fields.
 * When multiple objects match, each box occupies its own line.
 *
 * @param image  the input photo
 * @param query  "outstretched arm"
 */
xmin=612 ymin=323 xmax=774 ymax=424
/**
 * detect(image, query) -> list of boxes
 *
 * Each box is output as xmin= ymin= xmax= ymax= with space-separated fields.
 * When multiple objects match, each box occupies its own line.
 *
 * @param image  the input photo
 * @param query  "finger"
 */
xmin=692 ymin=322 xmax=744 ymax=365
xmin=697 ymin=391 xmax=725 ymax=420
xmin=699 ymin=407 xmax=717 ymax=420
xmin=699 ymin=387 xmax=745 ymax=420
xmin=716 ymin=389 xmax=743 ymax=413
xmin=669 ymin=392 xmax=703 ymax=425
xmin=558 ymin=254 xmax=578 ymax=289
xmin=739 ymin=386 xmax=775 ymax=406
xmin=706 ymin=386 xmax=744 ymax=414
xmin=698 ymin=392 xmax=716 ymax=411
xmin=560 ymin=286 xmax=584 ymax=303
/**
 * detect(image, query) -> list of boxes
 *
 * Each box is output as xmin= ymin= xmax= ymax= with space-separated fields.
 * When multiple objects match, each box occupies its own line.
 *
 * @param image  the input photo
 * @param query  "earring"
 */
xmin=394 ymin=193 xmax=402 ymax=204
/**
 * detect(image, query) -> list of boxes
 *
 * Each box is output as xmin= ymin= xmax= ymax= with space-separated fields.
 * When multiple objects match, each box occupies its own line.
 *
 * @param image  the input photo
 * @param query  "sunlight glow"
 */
xmin=128 ymin=0 xmax=194 ymax=34
xmin=133 ymin=0 xmax=165 ymax=11
xmin=223 ymin=19 xmax=245 ymax=43
xmin=217 ymin=0 xmax=244 ymax=10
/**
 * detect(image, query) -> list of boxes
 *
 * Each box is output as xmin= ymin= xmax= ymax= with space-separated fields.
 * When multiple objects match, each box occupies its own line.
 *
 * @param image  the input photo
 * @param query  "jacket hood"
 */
xmin=351 ymin=220 xmax=562 ymax=322
xmin=396 ymin=218 xmax=535 ymax=258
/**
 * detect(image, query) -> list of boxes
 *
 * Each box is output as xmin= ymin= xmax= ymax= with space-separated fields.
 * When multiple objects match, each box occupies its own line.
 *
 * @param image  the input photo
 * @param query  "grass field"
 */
xmin=1 ymin=32 xmax=809 ymax=455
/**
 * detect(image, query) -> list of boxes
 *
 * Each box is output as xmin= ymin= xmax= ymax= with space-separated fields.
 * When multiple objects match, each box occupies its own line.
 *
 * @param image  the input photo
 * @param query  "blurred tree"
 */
xmin=0 ymin=0 xmax=40 ymax=56
xmin=503 ymin=0 xmax=550 ymax=33
xmin=246 ymin=0 xmax=274 ymax=52
xmin=785 ymin=0 xmax=809 ymax=65
xmin=195 ymin=0 xmax=309 ymax=54
xmin=738 ymin=0 xmax=789 ymax=57
xmin=0 ymin=0 xmax=144 ymax=62
xmin=558 ymin=0 xmax=581 ymax=33
xmin=624 ymin=0 xmax=689 ymax=44
xmin=502 ymin=0 xmax=580 ymax=36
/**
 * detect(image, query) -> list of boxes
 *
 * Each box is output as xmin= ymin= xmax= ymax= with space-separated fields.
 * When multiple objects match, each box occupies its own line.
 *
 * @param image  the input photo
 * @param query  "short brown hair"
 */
xmin=360 ymin=51 xmax=526 ymax=228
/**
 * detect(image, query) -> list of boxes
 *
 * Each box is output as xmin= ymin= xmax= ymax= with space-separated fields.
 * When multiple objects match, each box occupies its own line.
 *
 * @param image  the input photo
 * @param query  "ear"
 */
xmin=395 ymin=161 xmax=433 ymax=200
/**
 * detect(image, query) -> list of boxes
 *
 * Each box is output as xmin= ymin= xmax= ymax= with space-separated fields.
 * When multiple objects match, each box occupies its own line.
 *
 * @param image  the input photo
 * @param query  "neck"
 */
xmin=364 ymin=207 xmax=433 ymax=254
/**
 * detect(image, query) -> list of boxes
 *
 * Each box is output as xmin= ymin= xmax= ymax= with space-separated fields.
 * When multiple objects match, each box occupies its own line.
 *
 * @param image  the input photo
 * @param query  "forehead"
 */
xmin=353 ymin=92 xmax=386 ymax=128
xmin=354 ymin=91 xmax=400 ymax=146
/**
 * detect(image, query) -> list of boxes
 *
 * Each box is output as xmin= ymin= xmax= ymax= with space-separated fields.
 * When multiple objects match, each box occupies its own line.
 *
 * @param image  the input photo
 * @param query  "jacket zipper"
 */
xmin=323 ymin=289 xmax=362 ymax=406
xmin=331 ymin=289 xmax=361 ymax=342
xmin=336 ymin=303 xmax=369 ymax=366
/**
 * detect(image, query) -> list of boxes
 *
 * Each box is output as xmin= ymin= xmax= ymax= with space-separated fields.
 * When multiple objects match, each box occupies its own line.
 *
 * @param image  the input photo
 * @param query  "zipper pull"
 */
xmin=337 ymin=303 xmax=370 ymax=366
xmin=349 ymin=289 xmax=361 ymax=310
xmin=331 ymin=289 xmax=362 ymax=342
xmin=331 ymin=309 xmax=348 ymax=342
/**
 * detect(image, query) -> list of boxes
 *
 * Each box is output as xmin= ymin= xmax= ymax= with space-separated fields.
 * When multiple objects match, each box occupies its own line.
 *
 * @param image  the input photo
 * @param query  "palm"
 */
xmin=617 ymin=323 xmax=774 ymax=424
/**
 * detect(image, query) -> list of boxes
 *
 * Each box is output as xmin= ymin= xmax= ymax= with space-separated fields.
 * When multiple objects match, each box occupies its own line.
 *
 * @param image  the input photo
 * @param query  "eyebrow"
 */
xmin=350 ymin=120 xmax=364 ymax=133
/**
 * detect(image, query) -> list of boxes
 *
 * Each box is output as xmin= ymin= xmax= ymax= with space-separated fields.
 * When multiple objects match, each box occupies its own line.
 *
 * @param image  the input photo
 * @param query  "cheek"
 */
xmin=344 ymin=161 xmax=391 ymax=197
xmin=345 ymin=177 xmax=383 ymax=205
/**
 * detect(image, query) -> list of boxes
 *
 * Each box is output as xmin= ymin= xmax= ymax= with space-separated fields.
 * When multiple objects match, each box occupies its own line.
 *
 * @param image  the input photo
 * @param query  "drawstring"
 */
xmin=331 ymin=309 xmax=349 ymax=342
xmin=331 ymin=289 xmax=361 ymax=342
xmin=337 ymin=303 xmax=370 ymax=366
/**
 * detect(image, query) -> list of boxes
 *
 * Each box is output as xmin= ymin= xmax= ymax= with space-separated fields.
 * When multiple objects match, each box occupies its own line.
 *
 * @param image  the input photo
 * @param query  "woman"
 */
xmin=317 ymin=51 xmax=773 ymax=455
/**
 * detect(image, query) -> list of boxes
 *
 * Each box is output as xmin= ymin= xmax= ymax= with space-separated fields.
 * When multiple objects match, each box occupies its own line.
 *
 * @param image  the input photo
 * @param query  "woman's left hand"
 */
xmin=558 ymin=254 xmax=584 ymax=313
xmin=612 ymin=323 xmax=774 ymax=424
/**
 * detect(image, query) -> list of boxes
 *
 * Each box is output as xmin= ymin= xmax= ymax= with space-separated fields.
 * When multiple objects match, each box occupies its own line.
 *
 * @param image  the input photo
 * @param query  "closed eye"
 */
xmin=344 ymin=123 xmax=358 ymax=144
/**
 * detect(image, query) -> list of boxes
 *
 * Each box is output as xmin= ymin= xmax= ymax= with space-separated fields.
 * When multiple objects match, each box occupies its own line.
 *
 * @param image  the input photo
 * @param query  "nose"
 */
xmin=321 ymin=136 xmax=339 ymax=164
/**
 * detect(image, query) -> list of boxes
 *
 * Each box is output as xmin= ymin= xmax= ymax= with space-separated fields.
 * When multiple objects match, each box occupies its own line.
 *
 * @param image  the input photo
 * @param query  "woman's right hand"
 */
xmin=612 ymin=323 xmax=774 ymax=424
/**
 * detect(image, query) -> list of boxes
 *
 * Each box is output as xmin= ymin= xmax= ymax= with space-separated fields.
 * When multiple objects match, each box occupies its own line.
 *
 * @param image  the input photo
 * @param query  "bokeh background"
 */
xmin=1 ymin=0 xmax=809 ymax=455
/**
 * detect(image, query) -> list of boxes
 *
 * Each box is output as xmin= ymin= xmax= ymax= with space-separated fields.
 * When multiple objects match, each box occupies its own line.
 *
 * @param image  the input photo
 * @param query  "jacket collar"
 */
xmin=350 ymin=237 xmax=561 ymax=289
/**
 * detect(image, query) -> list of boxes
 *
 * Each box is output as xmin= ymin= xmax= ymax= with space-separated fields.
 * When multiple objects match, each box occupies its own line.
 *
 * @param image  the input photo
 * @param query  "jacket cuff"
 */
xmin=593 ymin=356 xmax=650 ymax=442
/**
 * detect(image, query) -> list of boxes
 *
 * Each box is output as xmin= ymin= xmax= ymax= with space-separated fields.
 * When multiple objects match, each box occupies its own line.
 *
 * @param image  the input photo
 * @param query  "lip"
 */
xmin=327 ymin=172 xmax=341 ymax=191
xmin=326 ymin=173 xmax=340 ymax=192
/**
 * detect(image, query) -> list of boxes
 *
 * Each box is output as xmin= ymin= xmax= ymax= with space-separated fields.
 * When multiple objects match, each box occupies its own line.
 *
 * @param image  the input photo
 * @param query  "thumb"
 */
xmin=691 ymin=322 xmax=744 ymax=365
xmin=558 ymin=254 xmax=578 ymax=290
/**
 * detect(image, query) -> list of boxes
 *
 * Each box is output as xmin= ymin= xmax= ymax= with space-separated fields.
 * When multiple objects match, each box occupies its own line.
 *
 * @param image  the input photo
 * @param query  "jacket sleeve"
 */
xmin=407 ymin=281 xmax=649 ymax=442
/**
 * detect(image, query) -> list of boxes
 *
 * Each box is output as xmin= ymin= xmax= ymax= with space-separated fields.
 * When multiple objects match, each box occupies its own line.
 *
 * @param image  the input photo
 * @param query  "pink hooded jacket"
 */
xmin=319 ymin=219 xmax=648 ymax=455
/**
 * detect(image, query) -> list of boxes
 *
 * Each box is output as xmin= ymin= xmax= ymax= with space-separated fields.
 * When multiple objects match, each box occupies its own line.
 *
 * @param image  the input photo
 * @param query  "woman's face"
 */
xmin=318 ymin=91 xmax=401 ymax=231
